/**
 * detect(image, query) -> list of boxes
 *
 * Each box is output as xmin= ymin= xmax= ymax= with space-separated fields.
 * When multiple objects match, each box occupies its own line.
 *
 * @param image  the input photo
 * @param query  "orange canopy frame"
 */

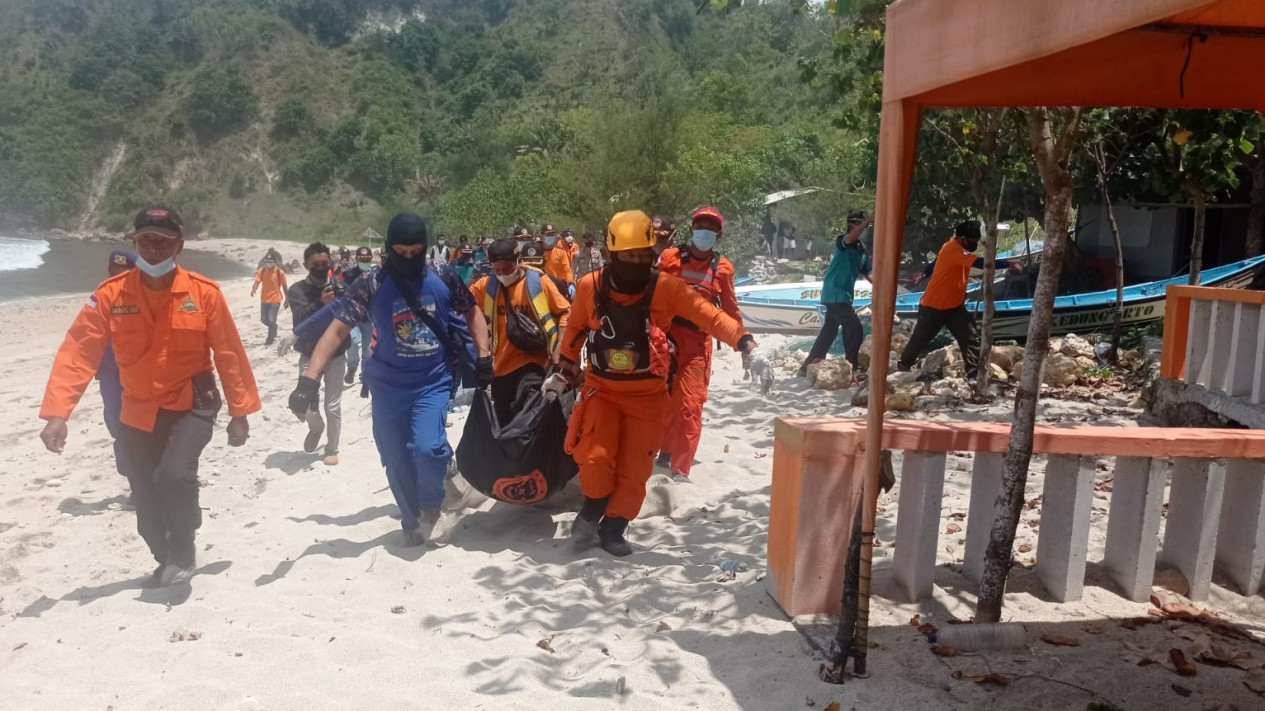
xmin=863 ymin=0 xmax=1265 ymax=588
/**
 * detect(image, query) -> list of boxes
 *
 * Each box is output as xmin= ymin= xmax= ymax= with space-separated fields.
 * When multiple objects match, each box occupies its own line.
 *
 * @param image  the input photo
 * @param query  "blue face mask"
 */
xmin=137 ymin=256 xmax=176 ymax=278
xmin=691 ymin=229 xmax=718 ymax=251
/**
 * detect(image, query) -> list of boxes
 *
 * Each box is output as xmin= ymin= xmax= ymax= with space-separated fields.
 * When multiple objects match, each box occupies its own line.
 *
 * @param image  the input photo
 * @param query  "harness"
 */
xmin=587 ymin=267 xmax=667 ymax=381
xmin=482 ymin=268 xmax=559 ymax=353
xmin=672 ymin=247 xmax=722 ymax=331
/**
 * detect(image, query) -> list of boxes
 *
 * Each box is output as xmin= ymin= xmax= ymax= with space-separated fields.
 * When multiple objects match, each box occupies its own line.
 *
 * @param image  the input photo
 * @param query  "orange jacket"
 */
xmin=543 ymin=246 xmax=574 ymax=285
xmin=920 ymin=238 xmax=979 ymax=309
xmin=469 ymin=273 xmax=571 ymax=377
xmin=559 ymin=270 xmax=750 ymax=392
xmin=657 ymin=247 xmax=743 ymax=344
xmin=253 ymin=266 xmax=287 ymax=304
xmin=41 ymin=268 xmax=262 ymax=433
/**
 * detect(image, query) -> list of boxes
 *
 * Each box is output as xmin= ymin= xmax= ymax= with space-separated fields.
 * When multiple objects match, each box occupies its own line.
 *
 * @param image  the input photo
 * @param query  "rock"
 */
xmin=1043 ymin=353 xmax=1079 ymax=386
xmin=894 ymin=318 xmax=916 ymax=336
xmin=914 ymin=395 xmax=953 ymax=411
xmin=808 ymin=359 xmax=853 ymax=390
xmin=988 ymin=362 xmax=1009 ymax=383
xmin=929 ymin=377 xmax=971 ymax=401
xmin=1048 ymin=337 xmax=1063 ymax=355
xmin=887 ymin=370 xmax=920 ymax=388
xmin=885 ymin=392 xmax=916 ymax=412
xmin=858 ymin=335 xmax=873 ymax=372
xmin=1060 ymin=333 xmax=1094 ymax=360
xmin=921 ymin=346 xmax=961 ymax=378
xmin=1118 ymin=349 xmax=1141 ymax=368
xmin=1012 ymin=359 xmax=1024 ymax=381
xmin=851 ymin=382 xmax=869 ymax=407
xmin=988 ymin=345 xmax=1025 ymax=372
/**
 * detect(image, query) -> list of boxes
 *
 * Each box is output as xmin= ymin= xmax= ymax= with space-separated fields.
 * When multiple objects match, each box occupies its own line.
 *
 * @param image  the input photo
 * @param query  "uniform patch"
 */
xmin=180 ymin=298 xmax=198 ymax=312
xmin=607 ymin=349 xmax=634 ymax=372
xmin=86 ymin=295 xmax=97 ymax=308
xmin=110 ymin=305 xmax=141 ymax=315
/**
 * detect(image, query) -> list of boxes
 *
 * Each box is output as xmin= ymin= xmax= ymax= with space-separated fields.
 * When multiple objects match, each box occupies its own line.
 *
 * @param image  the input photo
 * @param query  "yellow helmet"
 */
xmin=605 ymin=210 xmax=656 ymax=252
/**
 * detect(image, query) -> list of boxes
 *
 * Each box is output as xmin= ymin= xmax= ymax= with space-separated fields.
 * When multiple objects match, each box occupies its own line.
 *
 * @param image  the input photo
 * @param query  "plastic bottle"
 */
xmin=928 ymin=622 xmax=1027 ymax=651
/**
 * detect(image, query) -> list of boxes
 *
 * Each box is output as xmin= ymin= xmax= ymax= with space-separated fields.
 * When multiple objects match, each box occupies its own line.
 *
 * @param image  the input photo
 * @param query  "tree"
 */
xmin=976 ymin=106 xmax=1084 ymax=624
xmin=184 ymin=65 xmax=259 ymax=143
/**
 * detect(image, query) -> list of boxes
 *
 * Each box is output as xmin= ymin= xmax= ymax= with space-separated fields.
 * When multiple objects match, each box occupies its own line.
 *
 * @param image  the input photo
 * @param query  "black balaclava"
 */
xmin=385 ymin=212 xmax=429 ymax=280
xmin=609 ymin=254 xmax=653 ymax=294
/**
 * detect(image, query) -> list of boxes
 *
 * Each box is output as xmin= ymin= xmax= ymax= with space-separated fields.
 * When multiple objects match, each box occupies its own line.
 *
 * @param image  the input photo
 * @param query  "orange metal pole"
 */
xmin=1160 ymin=285 xmax=1192 ymax=380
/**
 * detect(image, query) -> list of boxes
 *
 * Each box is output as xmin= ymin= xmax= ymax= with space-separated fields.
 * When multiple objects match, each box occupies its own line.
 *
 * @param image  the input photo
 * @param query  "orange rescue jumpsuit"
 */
xmin=559 ymin=269 xmax=750 ymax=520
xmin=656 ymin=247 xmax=743 ymax=476
xmin=543 ymin=245 xmax=574 ymax=287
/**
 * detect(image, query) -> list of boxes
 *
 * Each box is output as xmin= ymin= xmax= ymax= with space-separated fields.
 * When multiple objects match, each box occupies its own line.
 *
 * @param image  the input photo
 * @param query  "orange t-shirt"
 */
xmin=543 ymin=246 xmax=574 ymax=285
xmin=559 ymin=270 xmax=750 ymax=394
xmin=470 ymin=273 xmax=571 ymax=377
xmin=253 ymin=267 xmax=287 ymax=304
xmin=920 ymin=238 xmax=980 ymax=310
xmin=41 ymin=268 xmax=262 ymax=432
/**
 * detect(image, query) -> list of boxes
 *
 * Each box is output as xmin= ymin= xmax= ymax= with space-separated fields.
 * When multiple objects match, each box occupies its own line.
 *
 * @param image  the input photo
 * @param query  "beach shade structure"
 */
xmin=851 ymin=0 xmax=1265 ymax=680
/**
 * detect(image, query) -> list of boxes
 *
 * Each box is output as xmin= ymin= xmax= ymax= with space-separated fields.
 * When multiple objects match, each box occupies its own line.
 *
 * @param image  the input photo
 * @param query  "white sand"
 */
xmin=0 ymin=239 xmax=1262 ymax=710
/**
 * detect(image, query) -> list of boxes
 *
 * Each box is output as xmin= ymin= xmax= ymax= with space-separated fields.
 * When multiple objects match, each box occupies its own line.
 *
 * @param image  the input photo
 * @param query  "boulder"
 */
xmin=929 ymin=377 xmax=971 ymax=401
xmin=858 ymin=335 xmax=873 ymax=372
xmin=887 ymin=370 xmax=920 ymax=388
xmin=1060 ymin=333 xmax=1094 ymax=360
xmin=851 ymin=382 xmax=869 ymax=408
xmin=988 ymin=345 xmax=1025 ymax=373
xmin=1074 ymin=355 xmax=1096 ymax=370
xmin=885 ymin=392 xmax=916 ymax=412
xmin=915 ymin=395 xmax=954 ymax=411
xmin=988 ymin=362 xmax=1009 ymax=384
xmin=1043 ymin=352 xmax=1079 ymax=386
xmin=807 ymin=359 xmax=853 ymax=391
xmin=895 ymin=318 xmax=916 ymax=336
xmin=921 ymin=346 xmax=961 ymax=378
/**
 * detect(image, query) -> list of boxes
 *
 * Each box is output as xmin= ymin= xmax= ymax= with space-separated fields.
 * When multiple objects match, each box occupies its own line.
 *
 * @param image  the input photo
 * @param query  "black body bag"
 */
xmin=455 ymin=388 xmax=578 ymax=505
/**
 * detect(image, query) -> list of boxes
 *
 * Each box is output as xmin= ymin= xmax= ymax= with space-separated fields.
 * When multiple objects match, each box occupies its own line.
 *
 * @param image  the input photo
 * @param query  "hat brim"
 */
xmin=131 ymin=227 xmax=182 ymax=240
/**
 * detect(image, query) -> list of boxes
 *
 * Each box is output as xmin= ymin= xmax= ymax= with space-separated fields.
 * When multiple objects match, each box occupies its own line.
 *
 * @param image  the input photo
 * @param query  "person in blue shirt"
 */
xmin=99 ymin=249 xmax=135 ymax=475
xmin=288 ymin=213 xmax=493 ymax=547
xmin=799 ymin=211 xmax=874 ymax=379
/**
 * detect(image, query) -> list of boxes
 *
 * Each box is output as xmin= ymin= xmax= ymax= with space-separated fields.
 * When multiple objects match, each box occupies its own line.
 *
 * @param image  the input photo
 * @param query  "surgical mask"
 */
xmin=357 ymin=259 xmax=372 ymax=266
xmin=261 ymin=260 xmax=275 ymax=269
xmin=691 ymin=229 xmax=718 ymax=251
xmin=438 ymin=240 xmax=446 ymax=246
xmin=543 ymin=235 xmax=557 ymax=247
xmin=137 ymin=256 xmax=176 ymax=278
xmin=565 ymin=235 xmax=574 ymax=244
xmin=496 ymin=269 xmax=522 ymax=287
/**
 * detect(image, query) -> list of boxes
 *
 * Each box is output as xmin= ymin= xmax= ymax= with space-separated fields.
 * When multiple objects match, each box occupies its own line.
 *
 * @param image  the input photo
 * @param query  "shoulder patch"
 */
xmin=86 ymin=295 xmax=98 ymax=309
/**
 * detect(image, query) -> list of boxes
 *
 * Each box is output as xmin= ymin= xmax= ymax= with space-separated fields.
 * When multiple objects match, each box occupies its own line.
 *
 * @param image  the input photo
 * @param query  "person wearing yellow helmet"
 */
xmin=543 ymin=210 xmax=772 ymax=557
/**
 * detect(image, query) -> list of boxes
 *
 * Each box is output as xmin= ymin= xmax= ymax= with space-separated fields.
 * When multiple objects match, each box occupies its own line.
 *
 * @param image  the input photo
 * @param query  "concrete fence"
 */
xmin=769 ymin=418 xmax=1265 ymax=617
xmin=1161 ymin=285 xmax=1265 ymax=401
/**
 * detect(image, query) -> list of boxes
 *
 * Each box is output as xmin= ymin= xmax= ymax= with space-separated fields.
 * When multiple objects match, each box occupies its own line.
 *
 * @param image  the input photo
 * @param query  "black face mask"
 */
xmin=609 ymin=258 xmax=652 ymax=293
xmin=308 ymin=266 xmax=329 ymax=282
xmin=385 ymin=250 xmax=427 ymax=280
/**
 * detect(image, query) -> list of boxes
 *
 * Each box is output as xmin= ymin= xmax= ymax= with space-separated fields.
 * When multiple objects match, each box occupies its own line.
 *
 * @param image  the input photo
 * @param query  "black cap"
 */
xmin=487 ymin=238 xmax=519 ymax=261
xmin=131 ymin=206 xmax=183 ymax=239
xmin=955 ymin=220 xmax=982 ymax=240
xmin=386 ymin=212 xmax=428 ymax=247
xmin=541 ymin=223 xmax=556 ymax=234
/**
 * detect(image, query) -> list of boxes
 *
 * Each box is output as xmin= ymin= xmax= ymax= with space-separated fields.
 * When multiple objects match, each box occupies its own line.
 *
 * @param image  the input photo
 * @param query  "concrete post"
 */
xmin=1102 ymin=457 xmax=1164 ymax=601
xmin=1160 ymin=458 xmax=1226 ymax=601
xmin=1254 ymin=306 xmax=1265 ymax=405
xmin=1226 ymin=303 xmax=1261 ymax=398
xmin=1185 ymin=299 xmax=1213 ymax=386
xmin=963 ymin=451 xmax=1005 ymax=584
xmin=1216 ymin=459 xmax=1265 ymax=595
xmin=1202 ymin=300 xmax=1235 ymax=392
xmin=1036 ymin=455 xmax=1095 ymax=602
xmin=893 ymin=450 xmax=948 ymax=602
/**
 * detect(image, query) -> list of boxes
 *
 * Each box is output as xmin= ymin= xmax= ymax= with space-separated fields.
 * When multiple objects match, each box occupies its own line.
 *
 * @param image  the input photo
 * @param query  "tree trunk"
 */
xmin=1247 ymin=153 xmax=1265 ymax=257
xmin=1188 ymin=184 xmax=1207 ymax=285
xmin=976 ymin=107 xmax=1082 ymax=624
xmin=975 ymin=179 xmax=1006 ymax=397
xmin=1091 ymin=143 xmax=1127 ymax=361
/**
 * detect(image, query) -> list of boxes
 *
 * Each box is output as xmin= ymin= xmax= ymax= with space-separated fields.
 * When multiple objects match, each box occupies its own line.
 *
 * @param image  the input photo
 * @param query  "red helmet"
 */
xmin=692 ymin=206 xmax=723 ymax=229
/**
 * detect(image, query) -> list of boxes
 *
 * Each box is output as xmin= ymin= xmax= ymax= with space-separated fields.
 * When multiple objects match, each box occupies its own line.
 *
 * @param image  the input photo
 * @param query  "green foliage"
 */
xmin=272 ymin=99 xmax=312 ymax=139
xmin=184 ymin=65 xmax=259 ymax=143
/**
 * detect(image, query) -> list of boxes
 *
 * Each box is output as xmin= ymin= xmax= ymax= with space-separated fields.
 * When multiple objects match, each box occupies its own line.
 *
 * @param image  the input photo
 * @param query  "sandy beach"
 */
xmin=1 ymin=238 xmax=1262 ymax=710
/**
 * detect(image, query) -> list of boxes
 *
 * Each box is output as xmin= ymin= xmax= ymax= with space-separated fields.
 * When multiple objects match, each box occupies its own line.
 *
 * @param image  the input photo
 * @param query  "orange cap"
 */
xmin=692 ymin=206 xmax=723 ymax=228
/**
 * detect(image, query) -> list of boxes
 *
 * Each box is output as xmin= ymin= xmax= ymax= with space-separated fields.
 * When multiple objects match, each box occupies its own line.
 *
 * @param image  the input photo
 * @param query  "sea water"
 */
xmin=0 ymin=235 xmax=252 ymax=303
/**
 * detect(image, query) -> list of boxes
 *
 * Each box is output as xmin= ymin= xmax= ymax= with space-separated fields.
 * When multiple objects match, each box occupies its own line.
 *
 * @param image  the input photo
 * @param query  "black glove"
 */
xmin=289 ymin=376 xmax=320 ymax=418
xmin=476 ymin=355 xmax=495 ymax=389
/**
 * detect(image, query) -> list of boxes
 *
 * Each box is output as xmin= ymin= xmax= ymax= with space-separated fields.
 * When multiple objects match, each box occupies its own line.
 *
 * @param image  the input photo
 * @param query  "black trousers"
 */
xmin=807 ymin=302 xmax=864 ymax=368
xmin=117 ymin=409 xmax=215 ymax=569
xmin=898 ymin=304 xmax=980 ymax=377
xmin=490 ymin=363 xmax=546 ymax=426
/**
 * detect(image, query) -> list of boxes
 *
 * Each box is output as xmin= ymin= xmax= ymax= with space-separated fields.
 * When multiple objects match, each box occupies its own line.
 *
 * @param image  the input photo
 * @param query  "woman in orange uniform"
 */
xmin=655 ymin=206 xmax=743 ymax=481
xmin=544 ymin=210 xmax=772 ymax=557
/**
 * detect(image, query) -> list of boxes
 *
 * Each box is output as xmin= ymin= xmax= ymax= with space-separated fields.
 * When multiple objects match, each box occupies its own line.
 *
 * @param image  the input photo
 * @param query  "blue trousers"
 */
xmin=370 ymin=377 xmax=453 ymax=531
xmin=346 ymin=322 xmax=373 ymax=372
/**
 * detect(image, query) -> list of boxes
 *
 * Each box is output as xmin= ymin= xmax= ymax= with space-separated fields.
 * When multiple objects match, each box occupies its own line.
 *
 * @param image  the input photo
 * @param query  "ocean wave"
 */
xmin=0 ymin=236 xmax=52 ymax=273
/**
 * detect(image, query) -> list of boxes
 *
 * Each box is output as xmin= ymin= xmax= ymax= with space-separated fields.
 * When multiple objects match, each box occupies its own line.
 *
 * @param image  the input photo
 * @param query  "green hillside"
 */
xmin=0 ymin=0 xmax=867 ymax=243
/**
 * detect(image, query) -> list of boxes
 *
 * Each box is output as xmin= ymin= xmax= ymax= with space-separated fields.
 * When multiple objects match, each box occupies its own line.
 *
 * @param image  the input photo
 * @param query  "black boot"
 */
xmin=598 ymin=516 xmax=633 ymax=557
xmin=571 ymin=496 xmax=607 ymax=549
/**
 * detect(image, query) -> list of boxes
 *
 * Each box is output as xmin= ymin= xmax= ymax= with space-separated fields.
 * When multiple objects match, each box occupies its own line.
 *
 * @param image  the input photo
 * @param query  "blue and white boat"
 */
xmin=735 ymin=279 xmax=918 ymax=334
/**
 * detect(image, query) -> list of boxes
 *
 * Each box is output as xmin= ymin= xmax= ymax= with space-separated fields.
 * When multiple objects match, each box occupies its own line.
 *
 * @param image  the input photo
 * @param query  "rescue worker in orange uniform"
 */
xmin=542 ymin=226 xmax=575 ymax=297
xmin=469 ymin=238 xmax=571 ymax=425
xmin=544 ymin=210 xmax=773 ymax=557
xmin=39 ymin=206 xmax=260 ymax=587
xmin=655 ymin=206 xmax=743 ymax=481
xmin=251 ymin=253 xmax=287 ymax=345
